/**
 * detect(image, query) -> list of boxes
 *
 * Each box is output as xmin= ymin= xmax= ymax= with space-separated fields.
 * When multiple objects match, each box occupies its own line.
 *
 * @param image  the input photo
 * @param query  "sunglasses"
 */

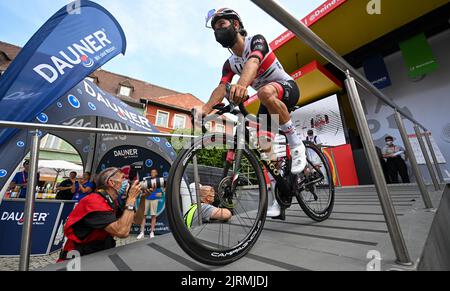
xmin=205 ymin=9 xmax=216 ymax=29
xmin=106 ymin=168 xmax=122 ymax=185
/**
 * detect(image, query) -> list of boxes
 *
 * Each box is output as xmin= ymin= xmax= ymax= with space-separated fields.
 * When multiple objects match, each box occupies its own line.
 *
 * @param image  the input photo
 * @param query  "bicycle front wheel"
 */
xmin=296 ymin=141 xmax=335 ymax=222
xmin=166 ymin=134 xmax=268 ymax=266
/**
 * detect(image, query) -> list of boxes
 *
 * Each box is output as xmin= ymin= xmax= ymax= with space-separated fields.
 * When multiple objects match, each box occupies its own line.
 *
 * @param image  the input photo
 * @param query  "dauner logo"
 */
xmin=83 ymin=81 xmax=154 ymax=131
xmin=33 ymin=30 xmax=112 ymax=84
xmin=1 ymin=212 xmax=49 ymax=226
xmin=114 ymin=149 xmax=138 ymax=157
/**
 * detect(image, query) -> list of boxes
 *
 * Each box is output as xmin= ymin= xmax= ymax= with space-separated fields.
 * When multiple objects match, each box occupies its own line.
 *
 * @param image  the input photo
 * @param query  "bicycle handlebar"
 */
xmin=191 ymin=83 xmax=258 ymax=133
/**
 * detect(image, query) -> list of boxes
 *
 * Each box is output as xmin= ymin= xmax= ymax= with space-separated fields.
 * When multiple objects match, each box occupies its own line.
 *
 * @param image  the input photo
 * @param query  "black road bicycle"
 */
xmin=166 ymin=84 xmax=335 ymax=266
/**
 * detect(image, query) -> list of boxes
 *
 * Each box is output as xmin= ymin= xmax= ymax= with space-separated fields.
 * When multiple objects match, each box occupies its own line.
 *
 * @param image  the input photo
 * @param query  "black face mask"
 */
xmin=214 ymin=25 xmax=238 ymax=48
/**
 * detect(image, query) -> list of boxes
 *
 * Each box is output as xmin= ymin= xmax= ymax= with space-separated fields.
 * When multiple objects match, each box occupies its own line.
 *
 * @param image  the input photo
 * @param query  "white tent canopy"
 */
xmin=38 ymin=160 xmax=83 ymax=171
xmin=38 ymin=160 xmax=84 ymax=186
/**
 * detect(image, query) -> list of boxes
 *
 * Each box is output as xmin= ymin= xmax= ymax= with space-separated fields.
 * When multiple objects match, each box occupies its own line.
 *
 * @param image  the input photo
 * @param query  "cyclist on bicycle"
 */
xmin=200 ymin=8 xmax=307 ymax=218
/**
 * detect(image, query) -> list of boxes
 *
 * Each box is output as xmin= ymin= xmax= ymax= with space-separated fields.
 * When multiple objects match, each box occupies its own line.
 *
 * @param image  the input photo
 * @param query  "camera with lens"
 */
xmin=125 ymin=162 xmax=167 ymax=198
xmin=128 ymin=162 xmax=143 ymax=183
xmin=139 ymin=177 xmax=167 ymax=191
xmin=116 ymin=162 xmax=143 ymax=206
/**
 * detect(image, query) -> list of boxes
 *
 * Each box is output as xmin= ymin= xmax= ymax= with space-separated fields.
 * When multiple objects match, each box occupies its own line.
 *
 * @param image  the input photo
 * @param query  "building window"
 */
xmin=156 ymin=110 xmax=170 ymax=128
xmin=119 ymin=86 xmax=132 ymax=97
xmin=173 ymin=114 xmax=186 ymax=129
xmin=205 ymin=122 xmax=212 ymax=132
xmin=216 ymin=124 xmax=225 ymax=133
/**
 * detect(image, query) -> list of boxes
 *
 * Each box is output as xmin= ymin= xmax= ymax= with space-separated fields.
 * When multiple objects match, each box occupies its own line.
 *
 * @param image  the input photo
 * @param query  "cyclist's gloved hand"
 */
xmin=229 ymin=84 xmax=248 ymax=105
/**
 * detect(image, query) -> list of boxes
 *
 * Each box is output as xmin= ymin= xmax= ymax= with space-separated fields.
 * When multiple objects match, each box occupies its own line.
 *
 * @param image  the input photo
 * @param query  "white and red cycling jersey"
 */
xmin=220 ymin=34 xmax=293 ymax=90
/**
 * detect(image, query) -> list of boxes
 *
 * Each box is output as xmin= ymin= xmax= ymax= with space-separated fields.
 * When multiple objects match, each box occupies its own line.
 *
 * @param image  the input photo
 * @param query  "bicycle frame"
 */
xmin=221 ymin=113 xmax=294 ymax=196
xmin=196 ymin=83 xmax=324 ymax=200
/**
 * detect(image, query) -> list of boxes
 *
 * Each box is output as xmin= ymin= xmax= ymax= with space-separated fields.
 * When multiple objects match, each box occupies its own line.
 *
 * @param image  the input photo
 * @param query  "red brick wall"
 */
xmin=146 ymin=105 xmax=233 ymax=135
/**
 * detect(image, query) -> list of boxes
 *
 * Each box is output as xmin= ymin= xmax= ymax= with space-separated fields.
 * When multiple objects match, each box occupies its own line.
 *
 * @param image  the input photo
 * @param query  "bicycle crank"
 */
xmin=274 ymin=184 xmax=293 ymax=209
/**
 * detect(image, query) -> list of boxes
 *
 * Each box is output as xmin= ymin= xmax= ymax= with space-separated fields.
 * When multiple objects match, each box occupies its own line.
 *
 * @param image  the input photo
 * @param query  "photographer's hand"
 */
xmin=126 ymin=180 xmax=141 ymax=204
xmin=141 ymin=189 xmax=150 ymax=198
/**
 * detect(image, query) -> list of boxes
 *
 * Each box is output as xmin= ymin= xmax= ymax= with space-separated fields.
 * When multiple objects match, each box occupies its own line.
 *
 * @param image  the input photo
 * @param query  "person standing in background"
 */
xmin=305 ymin=129 xmax=324 ymax=170
xmin=56 ymin=171 xmax=77 ymax=200
xmin=305 ymin=129 xmax=323 ymax=147
xmin=72 ymin=172 xmax=94 ymax=202
xmin=9 ymin=160 xmax=39 ymax=199
xmin=137 ymin=169 xmax=164 ymax=240
xmin=382 ymin=136 xmax=410 ymax=184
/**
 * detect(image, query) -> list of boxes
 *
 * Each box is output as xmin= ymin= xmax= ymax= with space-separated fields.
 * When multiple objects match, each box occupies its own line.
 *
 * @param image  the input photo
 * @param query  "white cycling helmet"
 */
xmin=205 ymin=8 xmax=245 ymax=30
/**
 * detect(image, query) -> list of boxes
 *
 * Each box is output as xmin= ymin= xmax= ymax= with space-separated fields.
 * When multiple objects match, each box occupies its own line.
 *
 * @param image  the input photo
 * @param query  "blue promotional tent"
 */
xmin=0 ymin=1 xmax=179 ymax=256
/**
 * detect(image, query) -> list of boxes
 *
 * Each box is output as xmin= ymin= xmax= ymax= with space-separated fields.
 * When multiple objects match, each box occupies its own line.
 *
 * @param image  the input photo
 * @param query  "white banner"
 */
xmin=409 ymin=133 xmax=446 ymax=165
xmin=291 ymin=95 xmax=346 ymax=146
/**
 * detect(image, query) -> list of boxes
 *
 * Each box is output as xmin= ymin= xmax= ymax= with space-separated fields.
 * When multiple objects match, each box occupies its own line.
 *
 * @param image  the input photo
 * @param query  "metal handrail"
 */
xmin=0 ymin=120 xmax=198 ymax=139
xmin=250 ymin=0 xmax=427 ymax=131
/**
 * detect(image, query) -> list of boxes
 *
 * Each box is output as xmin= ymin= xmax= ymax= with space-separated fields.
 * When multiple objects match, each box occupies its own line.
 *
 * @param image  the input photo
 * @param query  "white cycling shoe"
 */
xmin=267 ymin=200 xmax=281 ymax=218
xmin=137 ymin=232 xmax=145 ymax=240
xmin=290 ymin=142 xmax=307 ymax=175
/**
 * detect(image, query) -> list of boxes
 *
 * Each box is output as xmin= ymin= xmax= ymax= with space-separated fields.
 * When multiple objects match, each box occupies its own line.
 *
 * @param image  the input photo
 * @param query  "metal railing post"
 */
xmin=414 ymin=125 xmax=440 ymax=191
xmin=394 ymin=112 xmax=433 ymax=209
xmin=344 ymin=73 xmax=412 ymax=265
xmin=423 ymin=131 xmax=445 ymax=184
xmin=18 ymin=129 xmax=41 ymax=271
xmin=192 ymin=156 xmax=203 ymax=226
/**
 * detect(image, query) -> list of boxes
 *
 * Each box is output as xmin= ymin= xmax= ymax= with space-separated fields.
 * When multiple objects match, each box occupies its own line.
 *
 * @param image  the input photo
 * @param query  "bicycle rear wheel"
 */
xmin=166 ymin=134 xmax=268 ymax=266
xmin=296 ymin=142 xmax=335 ymax=222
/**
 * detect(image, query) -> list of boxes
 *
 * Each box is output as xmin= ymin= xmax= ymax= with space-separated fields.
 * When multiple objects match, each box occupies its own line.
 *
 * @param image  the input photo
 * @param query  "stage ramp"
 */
xmin=40 ymin=184 xmax=447 ymax=271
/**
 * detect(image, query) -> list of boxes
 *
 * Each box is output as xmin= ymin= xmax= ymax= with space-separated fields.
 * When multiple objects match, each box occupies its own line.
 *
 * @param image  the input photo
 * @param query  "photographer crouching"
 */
xmin=58 ymin=167 xmax=146 ymax=262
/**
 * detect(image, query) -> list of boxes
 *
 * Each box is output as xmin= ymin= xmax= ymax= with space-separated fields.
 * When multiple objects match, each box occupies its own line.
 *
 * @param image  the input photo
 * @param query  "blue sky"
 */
xmin=0 ymin=0 xmax=325 ymax=102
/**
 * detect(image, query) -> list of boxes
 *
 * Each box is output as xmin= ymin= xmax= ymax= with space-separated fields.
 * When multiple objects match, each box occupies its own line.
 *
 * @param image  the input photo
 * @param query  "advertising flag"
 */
xmin=0 ymin=0 xmax=127 ymax=146
xmin=363 ymin=55 xmax=392 ymax=89
xmin=399 ymin=33 xmax=438 ymax=79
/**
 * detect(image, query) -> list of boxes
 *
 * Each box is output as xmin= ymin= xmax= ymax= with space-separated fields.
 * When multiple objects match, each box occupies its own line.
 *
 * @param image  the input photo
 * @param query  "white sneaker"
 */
xmin=267 ymin=200 xmax=281 ymax=218
xmin=291 ymin=143 xmax=307 ymax=174
xmin=137 ymin=232 xmax=145 ymax=240
xmin=150 ymin=232 xmax=155 ymax=239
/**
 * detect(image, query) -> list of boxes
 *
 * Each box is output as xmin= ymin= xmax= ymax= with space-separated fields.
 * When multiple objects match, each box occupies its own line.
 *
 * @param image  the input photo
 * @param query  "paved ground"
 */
xmin=38 ymin=184 xmax=446 ymax=271
xmin=0 ymin=235 xmax=141 ymax=271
